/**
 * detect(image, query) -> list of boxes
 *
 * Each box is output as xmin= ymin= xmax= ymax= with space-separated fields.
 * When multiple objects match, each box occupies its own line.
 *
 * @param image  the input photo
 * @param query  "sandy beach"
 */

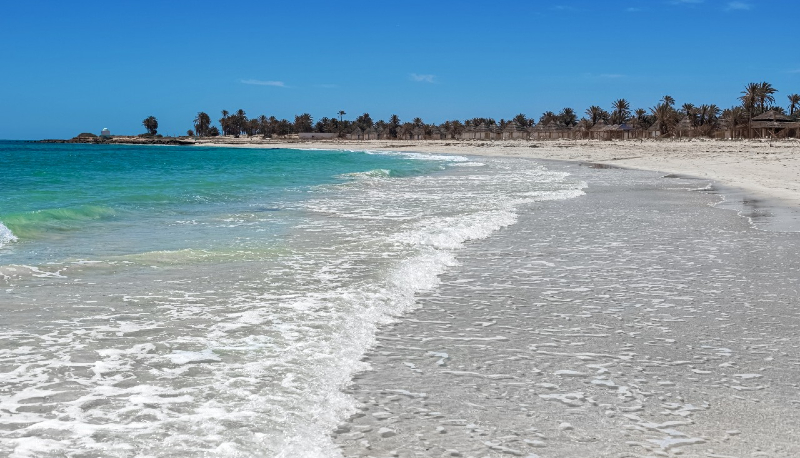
xmin=317 ymin=156 xmax=800 ymax=458
xmin=196 ymin=138 xmax=800 ymax=211
xmin=196 ymin=139 xmax=800 ymax=456
xmin=3 ymin=139 xmax=799 ymax=457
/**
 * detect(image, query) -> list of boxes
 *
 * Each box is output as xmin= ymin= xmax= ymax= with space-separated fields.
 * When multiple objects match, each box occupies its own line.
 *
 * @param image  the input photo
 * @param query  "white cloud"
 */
xmin=410 ymin=73 xmax=436 ymax=83
xmin=240 ymin=79 xmax=287 ymax=87
xmin=725 ymin=1 xmax=751 ymax=10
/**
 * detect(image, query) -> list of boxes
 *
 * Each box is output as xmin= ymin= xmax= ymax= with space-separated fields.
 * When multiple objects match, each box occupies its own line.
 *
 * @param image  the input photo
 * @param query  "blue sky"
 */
xmin=1 ymin=0 xmax=798 ymax=139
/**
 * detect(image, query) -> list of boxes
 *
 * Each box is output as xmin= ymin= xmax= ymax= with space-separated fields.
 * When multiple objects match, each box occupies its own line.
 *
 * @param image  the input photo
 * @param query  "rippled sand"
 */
xmin=332 ymin=164 xmax=800 ymax=457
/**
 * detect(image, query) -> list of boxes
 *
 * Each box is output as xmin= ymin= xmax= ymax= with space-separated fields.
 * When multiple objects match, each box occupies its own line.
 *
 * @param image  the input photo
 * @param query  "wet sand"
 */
xmin=330 ymin=164 xmax=800 ymax=457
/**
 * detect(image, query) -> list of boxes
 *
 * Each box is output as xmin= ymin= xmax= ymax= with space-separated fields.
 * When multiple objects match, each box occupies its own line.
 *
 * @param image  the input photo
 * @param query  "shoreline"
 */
xmin=34 ymin=136 xmax=800 ymax=211
xmin=194 ymin=138 xmax=800 ymax=227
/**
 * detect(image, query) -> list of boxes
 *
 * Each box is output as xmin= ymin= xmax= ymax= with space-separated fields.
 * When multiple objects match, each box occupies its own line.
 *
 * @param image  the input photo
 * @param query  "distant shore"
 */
xmin=38 ymin=135 xmax=196 ymax=145
xmin=38 ymin=135 xmax=800 ymax=214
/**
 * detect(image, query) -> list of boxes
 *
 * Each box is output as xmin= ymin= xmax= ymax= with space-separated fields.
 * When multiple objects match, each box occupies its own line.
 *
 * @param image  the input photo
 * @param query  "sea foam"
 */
xmin=0 ymin=221 xmax=17 ymax=247
xmin=0 ymin=148 xmax=588 ymax=458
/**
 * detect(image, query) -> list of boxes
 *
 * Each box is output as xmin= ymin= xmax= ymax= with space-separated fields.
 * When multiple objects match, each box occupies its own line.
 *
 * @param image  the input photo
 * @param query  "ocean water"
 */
xmin=0 ymin=142 xmax=585 ymax=457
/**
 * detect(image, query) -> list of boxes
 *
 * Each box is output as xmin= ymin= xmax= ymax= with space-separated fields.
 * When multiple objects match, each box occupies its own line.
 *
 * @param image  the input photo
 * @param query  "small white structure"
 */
xmin=100 ymin=128 xmax=111 ymax=138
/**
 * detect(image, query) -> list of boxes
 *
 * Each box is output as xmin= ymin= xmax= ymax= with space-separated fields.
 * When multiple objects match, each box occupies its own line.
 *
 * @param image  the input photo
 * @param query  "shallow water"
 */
xmin=0 ymin=143 xmax=586 ymax=457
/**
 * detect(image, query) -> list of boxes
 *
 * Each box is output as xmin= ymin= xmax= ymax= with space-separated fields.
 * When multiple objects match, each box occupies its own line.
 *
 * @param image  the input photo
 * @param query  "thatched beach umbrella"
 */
xmin=674 ymin=116 xmax=695 ymax=139
xmin=590 ymin=119 xmax=609 ymax=140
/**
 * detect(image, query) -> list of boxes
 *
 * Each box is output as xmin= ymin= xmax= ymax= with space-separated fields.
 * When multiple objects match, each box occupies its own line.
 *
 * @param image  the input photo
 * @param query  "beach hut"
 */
xmin=605 ymin=123 xmax=633 ymax=140
xmin=554 ymin=122 xmax=573 ymax=139
xmin=348 ymin=126 xmax=364 ymax=140
xmin=100 ymin=128 xmax=111 ymax=138
xmin=474 ymin=123 xmax=492 ymax=140
xmin=492 ymin=124 xmax=504 ymax=140
xmin=364 ymin=126 xmax=378 ymax=140
xmin=530 ymin=122 xmax=548 ymax=140
xmin=647 ymin=120 xmax=663 ymax=138
xmin=516 ymin=122 xmax=531 ymax=140
xmin=411 ymin=126 xmax=425 ymax=140
xmin=674 ymin=116 xmax=695 ymax=139
xmin=502 ymin=120 xmax=528 ymax=140
xmin=376 ymin=127 xmax=391 ymax=140
xmin=750 ymin=110 xmax=797 ymax=138
xmin=590 ymin=120 xmax=609 ymax=140
xmin=571 ymin=122 xmax=591 ymax=140
xmin=428 ymin=126 xmax=446 ymax=140
xmin=548 ymin=121 xmax=566 ymax=139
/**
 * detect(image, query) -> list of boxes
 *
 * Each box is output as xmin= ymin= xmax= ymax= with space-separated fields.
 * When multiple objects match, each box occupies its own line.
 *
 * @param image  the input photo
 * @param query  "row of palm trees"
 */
xmin=184 ymin=82 xmax=799 ymax=139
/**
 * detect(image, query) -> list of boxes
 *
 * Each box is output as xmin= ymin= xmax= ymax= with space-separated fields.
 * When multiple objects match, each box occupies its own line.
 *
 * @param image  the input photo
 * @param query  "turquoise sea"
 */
xmin=0 ymin=141 xmax=585 ymax=457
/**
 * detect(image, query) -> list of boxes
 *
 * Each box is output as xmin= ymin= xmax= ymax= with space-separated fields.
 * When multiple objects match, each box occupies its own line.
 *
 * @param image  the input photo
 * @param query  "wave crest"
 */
xmin=0 ymin=221 xmax=17 ymax=248
xmin=0 ymin=205 xmax=117 ymax=239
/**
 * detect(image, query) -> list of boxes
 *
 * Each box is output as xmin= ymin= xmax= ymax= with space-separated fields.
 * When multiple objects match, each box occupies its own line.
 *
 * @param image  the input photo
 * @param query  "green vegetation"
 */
xmin=182 ymin=81 xmax=798 ymax=140
xmin=142 ymin=116 xmax=158 ymax=136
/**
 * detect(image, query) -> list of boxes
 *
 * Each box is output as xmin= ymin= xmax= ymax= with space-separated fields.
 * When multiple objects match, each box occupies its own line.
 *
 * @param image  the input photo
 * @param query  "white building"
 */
xmin=100 ymin=128 xmax=111 ymax=138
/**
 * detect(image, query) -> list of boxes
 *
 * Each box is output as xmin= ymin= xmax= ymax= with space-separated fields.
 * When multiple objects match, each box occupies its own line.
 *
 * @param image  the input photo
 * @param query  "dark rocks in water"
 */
xmin=36 ymin=135 xmax=195 ymax=146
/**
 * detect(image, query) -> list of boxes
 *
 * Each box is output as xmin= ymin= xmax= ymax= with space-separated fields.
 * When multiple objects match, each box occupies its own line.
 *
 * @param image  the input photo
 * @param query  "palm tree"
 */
xmin=337 ymin=110 xmax=346 ymax=135
xmin=234 ymin=109 xmax=248 ymax=136
xmin=220 ymin=110 xmax=230 ymax=136
xmin=258 ymin=115 xmax=270 ymax=137
xmin=355 ymin=113 xmax=373 ymax=130
xmin=681 ymin=103 xmax=697 ymax=126
xmin=611 ymin=99 xmax=631 ymax=124
xmin=388 ymin=114 xmax=400 ymax=138
xmin=650 ymin=103 xmax=678 ymax=137
xmin=739 ymin=83 xmax=760 ymax=138
xmin=756 ymin=82 xmax=777 ymax=114
xmin=294 ymin=113 xmax=313 ymax=133
xmin=585 ymin=105 xmax=606 ymax=126
xmin=513 ymin=113 xmax=528 ymax=127
xmin=739 ymin=82 xmax=776 ymax=137
xmin=631 ymin=108 xmax=652 ymax=135
xmin=697 ymin=104 xmax=720 ymax=126
xmin=193 ymin=112 xmax=211 ymax=137
xmin=539 ymin=111 xmax=557 ymax=125
xmin=788 ymin=94 xmax=800 ymax=116
xmin=558 ymin=108 xmax=577 ymax=126
xmin=142 ymin=116 xmax=158 ymax=135
xmin=661 ymin=95 xmax=675 ymax=107
xmin=722 ymin=106 xmax=746 ymax=138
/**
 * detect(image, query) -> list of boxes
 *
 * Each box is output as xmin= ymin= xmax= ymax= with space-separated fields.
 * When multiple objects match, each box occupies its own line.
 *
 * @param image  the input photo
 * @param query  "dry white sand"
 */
xmin=196 ymin=138 xmax=800 ymax=209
